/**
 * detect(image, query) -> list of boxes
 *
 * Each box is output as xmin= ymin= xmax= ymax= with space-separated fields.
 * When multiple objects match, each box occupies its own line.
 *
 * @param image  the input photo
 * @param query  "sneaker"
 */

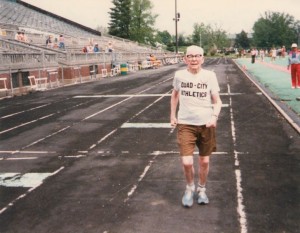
xmin=182 ymin=185 xmax=195 ymax=207
xmin=292 ymin=86 xmax=296 ymax=89
xmin=197 ymin=186 xmax=209 ymax=205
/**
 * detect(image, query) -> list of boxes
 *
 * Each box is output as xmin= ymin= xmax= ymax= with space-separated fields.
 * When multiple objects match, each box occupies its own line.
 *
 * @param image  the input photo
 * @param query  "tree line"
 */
xmin=105 ymin=0 xmax=300 ymax=53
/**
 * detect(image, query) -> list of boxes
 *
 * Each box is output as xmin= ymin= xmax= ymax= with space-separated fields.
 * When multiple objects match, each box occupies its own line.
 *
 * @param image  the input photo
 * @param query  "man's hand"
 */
xmin=170 ymin=116 xmax=178 ymax=127
xmin=206 ymin=115 xmax=218 ymax=128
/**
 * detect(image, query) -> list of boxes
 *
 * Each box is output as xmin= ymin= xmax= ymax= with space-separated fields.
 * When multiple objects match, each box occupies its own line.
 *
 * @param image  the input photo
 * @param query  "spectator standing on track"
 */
xmin=259 ymin=49 xmax=265 ymax=62
xmin=287 ymin=43 xmax=300 ymax=89
xmin=251 ymin=48 xmax=256 ymax=63
xmin=271 ymin=47 xmax=277 ymax=62
xmin=170 ymin=45 xmax=222 ymax=207
xmin=281 ymin=46 xmax=286 ymax=58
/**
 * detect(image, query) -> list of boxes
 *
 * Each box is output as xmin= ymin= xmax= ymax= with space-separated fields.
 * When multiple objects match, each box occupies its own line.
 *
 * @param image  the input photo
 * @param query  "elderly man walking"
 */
xmin=170 ymin=45 xmax=222 ymax=207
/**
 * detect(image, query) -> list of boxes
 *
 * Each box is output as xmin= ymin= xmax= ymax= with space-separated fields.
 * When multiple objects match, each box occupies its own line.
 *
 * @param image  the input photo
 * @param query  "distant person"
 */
xmin=251 ymin=48 xmax=256 ymax=63
xmin=87 ymin=44 xmax=93 ymax=53
xmin=93 ymin=43 xmax=100 ymax=52
xmin=58 ymin=35 xmax=65 ymax=49
xmin=287 ymin=43 xmax=300 ymax=89
xmin=259 ymin=49 xmax=265 ymax=62
xmin=82 ymin=46 xmax=87 ymax=53
xmin=281 ymin=46 xmax=286 ymax=58
xmin=22 ymin=32 xmax=30 ymax=43
xmin=170 ymin=45 xmax=222 ymax=207
xmin=46 ymin=35 xmax=52 ymax=48
xmin=19 ymin=32 xmax=25 ymax=42
xmin=271 ymin=47 xmax=277 ymax=62
xmin=15 ymin=31 xmax=21 ymax=41
xmin=107 ymin=41 xmax=113 ymax=52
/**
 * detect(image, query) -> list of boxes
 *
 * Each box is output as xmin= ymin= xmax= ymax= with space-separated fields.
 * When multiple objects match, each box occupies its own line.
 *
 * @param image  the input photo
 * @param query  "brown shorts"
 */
xmin=177 ymin=124 xmax=216 ymax=156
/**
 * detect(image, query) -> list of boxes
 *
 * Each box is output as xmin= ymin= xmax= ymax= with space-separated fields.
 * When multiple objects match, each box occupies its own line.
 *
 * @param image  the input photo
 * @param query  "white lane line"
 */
xmin=121 ymin=123 xmax=172 ymax=128
xmin=62 ymin=155 xmax=86 ymax=158
xmin=87 ymin=90 xmax=172 ymax=151
xmin=0 ymin=113 xmax=54 ymax=135
xmin=0 ymin=166 xmax=64 ymax=215
xmin=150 ymin=151 xmax=228 ymax=156
xmin=5 ymin=157 xmax=38 ymax=160
xmin=21 ymin=126 xmax=71 ymax=150
xmin=0 ymin=150 xmax=56 ymax=154
xmin=228 ymin=81 xmax=248 ymax=233
xmin=74 ymin=94 xmax=171 ymax=98
xmin=82 ymin=97 xmax=133 ymax=121
xmin=89 ymin=129 xmax=118 ymax=150
xmin=0 ymin=151 xmax=56 ymax=161
xmin=124 ymin=159 xmax=155 ymax=203
xmin=0 ymin=103 xmax=51 ymax=119
xmin=73 ymin=93 xmax=243 ymax=98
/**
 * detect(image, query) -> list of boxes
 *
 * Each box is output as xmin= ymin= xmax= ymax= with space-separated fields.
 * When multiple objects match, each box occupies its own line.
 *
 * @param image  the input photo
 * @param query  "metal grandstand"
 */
xmin=0 ymin=0 xmax=180 ymax=97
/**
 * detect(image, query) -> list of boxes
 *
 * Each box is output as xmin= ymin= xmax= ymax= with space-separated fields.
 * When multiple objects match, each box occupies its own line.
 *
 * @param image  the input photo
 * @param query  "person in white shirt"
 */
xmin=287 ymin=43 xmax=300 ymax=88
xmin=170 ymin=45 xmax=222 ymax=207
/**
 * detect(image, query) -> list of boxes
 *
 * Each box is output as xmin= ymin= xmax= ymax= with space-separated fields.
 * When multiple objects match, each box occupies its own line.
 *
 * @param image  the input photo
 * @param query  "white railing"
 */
xmin=0 ymin=52 xmax=58 ymax=70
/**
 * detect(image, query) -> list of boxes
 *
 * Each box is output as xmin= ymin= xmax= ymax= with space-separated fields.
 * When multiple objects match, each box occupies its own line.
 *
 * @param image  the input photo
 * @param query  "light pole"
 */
xmin=173 ymin=0 xmax=180 ymax=53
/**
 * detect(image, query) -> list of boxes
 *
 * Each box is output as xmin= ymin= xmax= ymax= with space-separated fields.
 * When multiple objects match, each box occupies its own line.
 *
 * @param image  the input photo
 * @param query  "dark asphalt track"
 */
xmin=0 ymin=58 xmax=299 ymax=233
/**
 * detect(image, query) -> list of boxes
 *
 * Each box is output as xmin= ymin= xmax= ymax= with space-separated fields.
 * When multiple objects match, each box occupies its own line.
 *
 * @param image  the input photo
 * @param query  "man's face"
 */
xmin=184 ymin=53 xmax=204 ymax=71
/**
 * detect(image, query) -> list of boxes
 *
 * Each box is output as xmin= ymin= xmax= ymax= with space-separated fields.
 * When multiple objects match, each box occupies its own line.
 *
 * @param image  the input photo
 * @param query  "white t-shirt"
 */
xmin=173 ymin=68 xmax=220 ymax=126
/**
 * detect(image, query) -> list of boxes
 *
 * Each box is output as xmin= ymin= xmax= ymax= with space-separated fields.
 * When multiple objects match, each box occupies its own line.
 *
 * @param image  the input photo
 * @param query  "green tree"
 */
xmin=192 ymin=23 xmax=205 ymax=47
xmin=130 ymin=0 xmax=158 ymax=45
xmin=192 ymin=23 xmax=229 ymax=54
xmin=252 ymin=11 xmax=299 ymax=48
xmin=108 ymin=0 xmax=131 ymax=39
xmin=178 ymin=33 xmax=186 ymax=46
xmin=235 ymin=30 xmax=250 ymax=49
xmin=155 ymin=30 xmax=172 ymax=45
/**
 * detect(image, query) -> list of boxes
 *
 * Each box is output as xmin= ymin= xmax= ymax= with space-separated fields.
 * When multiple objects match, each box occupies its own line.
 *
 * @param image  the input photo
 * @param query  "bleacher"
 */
xmin=0 ymin=0 xmax=182 ymax=97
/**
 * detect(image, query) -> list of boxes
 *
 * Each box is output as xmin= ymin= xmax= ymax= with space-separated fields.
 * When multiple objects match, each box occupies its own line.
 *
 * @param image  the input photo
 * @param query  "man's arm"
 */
xmin=206 ymin=93 xmax=222 ymax=128
xmin=170 ymin=89 xmax=179 ymax=127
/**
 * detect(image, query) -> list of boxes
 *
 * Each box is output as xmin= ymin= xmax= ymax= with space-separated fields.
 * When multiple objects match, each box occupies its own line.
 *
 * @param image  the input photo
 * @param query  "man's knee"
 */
xmin=199 ymin=156 xmax=210 ymax=167
xmin=181 ymin=156 xmax=193 ymax=166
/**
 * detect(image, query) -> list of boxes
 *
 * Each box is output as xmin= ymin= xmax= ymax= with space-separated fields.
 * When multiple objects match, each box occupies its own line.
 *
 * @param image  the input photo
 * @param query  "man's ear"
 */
xmin=200 ymin=57 xmax=205 ymax=65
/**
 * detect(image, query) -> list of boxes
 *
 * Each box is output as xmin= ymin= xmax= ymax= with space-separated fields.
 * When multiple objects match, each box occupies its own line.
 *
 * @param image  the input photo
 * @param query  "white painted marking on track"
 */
xmin=0 ymin=167 xmax=64 ymax=215
xmin=22 ymin=126 xmax=71 ymax=149
xmin=63 ymin=155 xmax=86 ymax=158
xmin=124 ymin=160 xmax=154 ymax=203
xmin=121 ymin=123 xmax=172 ymax=128
xmin=5 ymin=157 xmax=38 ymax=160
xmin=227 ymin=80 xmax=248 ymax=233
xmin=83 ymin=97 xmax=133 ymax=120
xmin=73 ymin=93 xmax=243 ymax=98
xmin=0 ymin=173 xmax=52 ymax=188
xmin=0 ymin=150 xmax=56 ymax=155
xmin=73 ymin=94 xmax=171 ymax=98
xmin=0 ymin=103 xmax=50 ymax=119
xmin=0 ymin=113 xmax=54 ymax=135
xmin=235 ymin=170 xmax=248 ymax=233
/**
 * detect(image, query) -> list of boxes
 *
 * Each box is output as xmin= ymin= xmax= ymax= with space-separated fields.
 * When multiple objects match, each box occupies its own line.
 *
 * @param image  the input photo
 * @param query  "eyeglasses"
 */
xmin=186 ymin=54 xmax=203 ymax=59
